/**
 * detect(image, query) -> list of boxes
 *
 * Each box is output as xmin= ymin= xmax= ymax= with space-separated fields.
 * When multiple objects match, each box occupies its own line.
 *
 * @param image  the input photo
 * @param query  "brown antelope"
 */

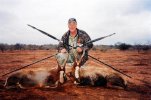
xmin=67 ymin=66 xmax=127 ymax=89
xmin=3 ymin=65 xmax=127 ymax=89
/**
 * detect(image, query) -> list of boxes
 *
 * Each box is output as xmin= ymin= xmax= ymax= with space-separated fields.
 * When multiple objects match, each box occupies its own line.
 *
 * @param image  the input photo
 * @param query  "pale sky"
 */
xmin=0 ymin=0 xmax=151 ymax=45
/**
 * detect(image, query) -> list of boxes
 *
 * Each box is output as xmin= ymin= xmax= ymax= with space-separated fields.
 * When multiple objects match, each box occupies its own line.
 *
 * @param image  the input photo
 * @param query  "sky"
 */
xmin=0 ymin=0 xmax=151 ymax=45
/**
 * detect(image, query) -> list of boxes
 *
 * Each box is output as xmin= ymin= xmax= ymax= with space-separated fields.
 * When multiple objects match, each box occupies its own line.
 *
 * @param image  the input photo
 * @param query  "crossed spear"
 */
xmin=1 ymin=25 xmax=132 ymax=79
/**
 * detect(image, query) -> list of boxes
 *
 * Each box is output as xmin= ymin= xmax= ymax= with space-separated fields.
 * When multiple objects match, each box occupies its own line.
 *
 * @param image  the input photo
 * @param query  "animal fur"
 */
xmin=66 ymin=65 xmax=127 ymax=89
xmin=4 ymin=65 xmax=127 ymax=89
xmin=4 ymin=68 xmax=59 ymax=89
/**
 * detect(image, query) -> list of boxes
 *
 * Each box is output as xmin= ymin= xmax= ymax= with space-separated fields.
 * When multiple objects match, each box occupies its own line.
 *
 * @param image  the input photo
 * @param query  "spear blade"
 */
xmin=27 ymin=24 xmax=60 ymax=42
xmin=83 ymin=33 xmax=116 ymax=46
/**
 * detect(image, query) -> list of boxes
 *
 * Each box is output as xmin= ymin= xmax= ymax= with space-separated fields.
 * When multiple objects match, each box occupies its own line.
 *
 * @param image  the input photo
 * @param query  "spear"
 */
xmin=88 ymin=55 xmax=132 ymax=78
xmin=27 ymin=25 xmax=132 ymax=78
xmin=27 ymin=24 xmax=116 ymax=48
xmin=27 ymin=24 xmax=61 ymax=42
xmin=82 ymin=33 xmax=116 ymax=46
xmin=0 ymin=54 xmax=57 ymax=77
xmin=26 ymin=25 xmax=150 ymax=86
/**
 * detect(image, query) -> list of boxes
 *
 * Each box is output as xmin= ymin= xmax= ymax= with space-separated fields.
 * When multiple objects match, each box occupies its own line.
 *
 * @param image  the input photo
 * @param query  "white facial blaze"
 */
xmin=75 ymin=66 xmax=80 ymax=79
xmin=59 ymin=71 xmax=64 ymax=83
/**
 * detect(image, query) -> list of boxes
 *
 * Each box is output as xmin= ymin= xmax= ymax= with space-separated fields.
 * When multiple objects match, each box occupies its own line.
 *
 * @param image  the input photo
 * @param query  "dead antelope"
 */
xmin=3 ymin=53 xmax=69 ymax=89
xmin=4 ymin=65 xmax=127 ymax=89
xmin=67 ymin=66 xmax=127 ymax=89
xmin=4 ymin=68 xmax=60 ymax=89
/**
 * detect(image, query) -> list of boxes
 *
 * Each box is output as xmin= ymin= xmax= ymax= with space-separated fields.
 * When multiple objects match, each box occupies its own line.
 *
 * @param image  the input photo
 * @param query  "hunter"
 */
xmin=56 ymin=18 xmax=93 ymax=84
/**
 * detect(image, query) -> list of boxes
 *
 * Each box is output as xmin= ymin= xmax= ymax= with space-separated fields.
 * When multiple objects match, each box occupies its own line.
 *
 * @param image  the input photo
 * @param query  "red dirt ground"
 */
xmin=0 ymin=49 xmax=151 ymax=100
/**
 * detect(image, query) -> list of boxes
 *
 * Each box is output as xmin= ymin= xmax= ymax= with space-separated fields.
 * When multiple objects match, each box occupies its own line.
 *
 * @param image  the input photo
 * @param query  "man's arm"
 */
xmin=76 ymin=31 xmax=93 ymax=53
xmin=83 ymin=32 xmax=93 ymax=51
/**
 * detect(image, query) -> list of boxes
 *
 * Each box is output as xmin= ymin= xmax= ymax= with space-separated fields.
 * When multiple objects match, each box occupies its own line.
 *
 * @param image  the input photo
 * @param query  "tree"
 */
xmin=14 ymin=43 xmax=23 ymax=50
xmin=115 ymin=42 xmax=131 ymax=50
xmin=0 ymin=43 xmax=6 ymax=53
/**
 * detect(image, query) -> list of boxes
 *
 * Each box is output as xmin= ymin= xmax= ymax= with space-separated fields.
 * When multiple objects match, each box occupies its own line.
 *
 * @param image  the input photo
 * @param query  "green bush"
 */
xmin=115 ymin=43 xmax=131 ymax=50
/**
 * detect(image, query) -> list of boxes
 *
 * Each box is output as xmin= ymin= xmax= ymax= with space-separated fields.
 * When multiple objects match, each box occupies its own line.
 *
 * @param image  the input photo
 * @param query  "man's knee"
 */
xmin=56 ymin=53 xmax=68 ymax=65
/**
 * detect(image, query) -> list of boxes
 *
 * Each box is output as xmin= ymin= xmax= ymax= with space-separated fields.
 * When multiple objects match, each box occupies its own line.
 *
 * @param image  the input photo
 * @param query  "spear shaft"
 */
xmin=1 ymin=54 xmax=57 ymax=77
xmin=88 ymin=55 xmax=132 ymax=78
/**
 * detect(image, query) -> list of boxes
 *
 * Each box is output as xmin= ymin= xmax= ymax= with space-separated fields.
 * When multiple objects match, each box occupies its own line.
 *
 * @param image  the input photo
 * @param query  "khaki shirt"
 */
xmin=69 ymin=34 xmax=78 ymax=54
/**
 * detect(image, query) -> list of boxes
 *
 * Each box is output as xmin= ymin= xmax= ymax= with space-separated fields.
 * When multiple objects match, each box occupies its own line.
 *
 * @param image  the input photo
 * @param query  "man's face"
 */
xmin=68 ymin=22 xmax=77 ymax=33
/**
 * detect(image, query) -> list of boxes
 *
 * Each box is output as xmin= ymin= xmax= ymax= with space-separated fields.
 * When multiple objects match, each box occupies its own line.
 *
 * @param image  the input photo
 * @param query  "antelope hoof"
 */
xmin=74 ymin=78 xmax=80 ymax=85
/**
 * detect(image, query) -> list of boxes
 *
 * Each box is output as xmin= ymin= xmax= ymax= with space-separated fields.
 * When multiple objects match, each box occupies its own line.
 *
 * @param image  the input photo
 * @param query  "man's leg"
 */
xmin=55 ymin=53 xmax=69 ymax=84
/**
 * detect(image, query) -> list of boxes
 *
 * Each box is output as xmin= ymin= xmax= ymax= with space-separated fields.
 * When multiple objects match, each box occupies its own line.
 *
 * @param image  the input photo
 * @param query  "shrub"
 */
xmin=115 ymin=43 xmax=131 ymax=50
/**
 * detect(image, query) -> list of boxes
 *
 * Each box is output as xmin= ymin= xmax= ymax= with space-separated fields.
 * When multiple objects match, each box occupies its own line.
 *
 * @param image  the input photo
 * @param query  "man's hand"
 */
xmin=61 ymin=48 xmax=67 ymax=53
xmin=76 ymin=47 xmax=83 ymax=53
xmin=77 ymin=43 xmax=83 ymax=53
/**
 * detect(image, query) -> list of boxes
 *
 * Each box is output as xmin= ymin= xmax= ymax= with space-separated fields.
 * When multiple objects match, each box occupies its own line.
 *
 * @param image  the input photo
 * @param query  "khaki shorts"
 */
xmin=55 ymin=52 xmax=75 ymax=66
